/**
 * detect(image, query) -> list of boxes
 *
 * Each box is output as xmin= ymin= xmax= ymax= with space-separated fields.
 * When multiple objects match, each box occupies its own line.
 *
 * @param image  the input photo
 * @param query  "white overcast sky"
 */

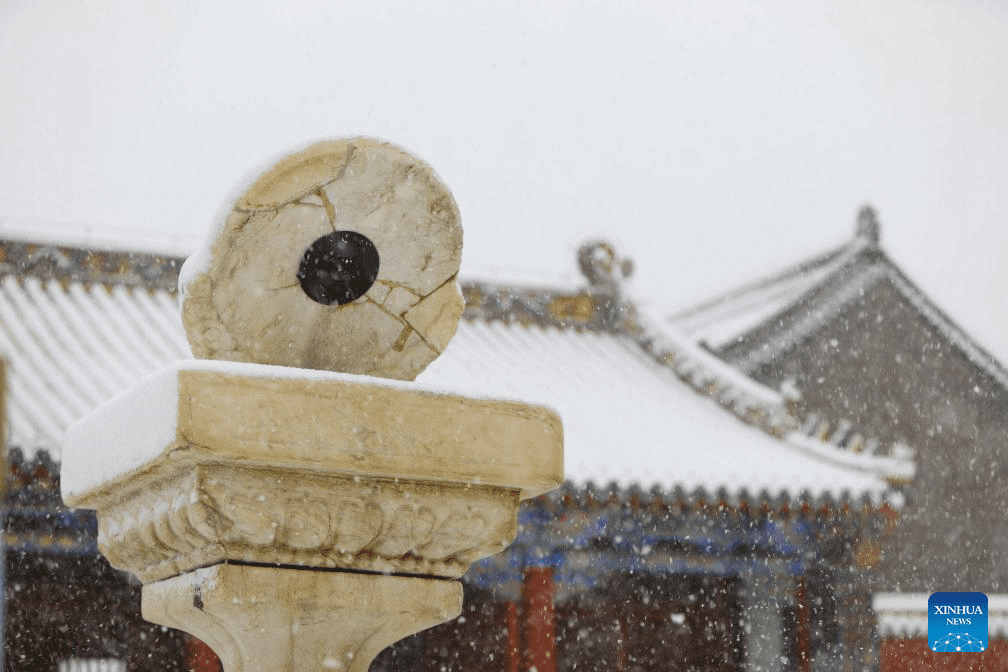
xmin=3 ymin=1 xmax=1008 ymax=360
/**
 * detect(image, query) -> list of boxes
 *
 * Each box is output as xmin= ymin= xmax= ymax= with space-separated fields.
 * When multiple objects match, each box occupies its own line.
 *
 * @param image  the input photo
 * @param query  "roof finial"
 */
xmin=856 ymin=204 xmax=880 ymax=244
xmin=577 ymin=240 xmax=633 ymax=292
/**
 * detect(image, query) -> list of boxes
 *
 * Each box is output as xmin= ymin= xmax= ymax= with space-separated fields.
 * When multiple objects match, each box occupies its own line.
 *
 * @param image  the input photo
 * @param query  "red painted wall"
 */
xmin=881 ymin=638 xmax=1008 ymax=671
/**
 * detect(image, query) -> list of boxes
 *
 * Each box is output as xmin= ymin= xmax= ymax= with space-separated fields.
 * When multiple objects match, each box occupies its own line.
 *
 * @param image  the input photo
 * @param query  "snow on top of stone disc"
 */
xmin=180 ymin=137 xmax=464 ymax=381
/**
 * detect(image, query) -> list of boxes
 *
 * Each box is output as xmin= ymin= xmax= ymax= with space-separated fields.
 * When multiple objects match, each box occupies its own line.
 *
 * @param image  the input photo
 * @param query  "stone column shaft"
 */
xmin=143 ymin=564 xmax=462 ymax=672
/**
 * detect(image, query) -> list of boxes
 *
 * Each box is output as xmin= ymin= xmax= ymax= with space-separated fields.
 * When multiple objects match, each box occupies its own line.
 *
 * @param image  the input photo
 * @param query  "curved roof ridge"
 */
xmin=723 ymin=260 xmax=889 ymax=372
xmin=633 ymin=304 xmax=910 ymax=491
xmin=669 ymin=207 xmax=882 ymax=338
xmin=704 ymin=239 xmax=1008 ymax=392
xmin=0 ymin=237 xmax=184 ymax=293
xmin=635 ymin=305 xmax=787 ymax=416
xmin=883 ymin=264 xmax=1008 ymax=390
xmin=459 ymin=272 xmax=911 ymax=497
xmin=666 ymin=240 xmax=857 ymax=342
xmin=666 ymin=205 xmax=1008 ymax=394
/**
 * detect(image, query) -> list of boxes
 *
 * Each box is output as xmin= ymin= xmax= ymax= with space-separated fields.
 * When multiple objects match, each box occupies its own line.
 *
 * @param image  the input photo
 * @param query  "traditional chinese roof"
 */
xmin=668 ymin=206 xmax=1008 ymax=390
xmin=0 ymin=233 xmax=905 ymax=508
xmin=0 ymin=246 xmax=189 ymax=455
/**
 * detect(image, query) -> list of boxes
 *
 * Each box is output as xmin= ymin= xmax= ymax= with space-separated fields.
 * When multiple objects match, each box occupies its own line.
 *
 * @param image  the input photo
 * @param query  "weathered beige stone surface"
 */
xmin=63 ymin=360 xmax=563 ymax=504
xmin=90 ymin=462 xmax=519 ymax=583
xmin=180 ymin=138 xmax=464 ymax=380
xmin=143 ymin=564 xmax=462 ymax=672
xmin=61 ymin=360 xmax=564 ymax=583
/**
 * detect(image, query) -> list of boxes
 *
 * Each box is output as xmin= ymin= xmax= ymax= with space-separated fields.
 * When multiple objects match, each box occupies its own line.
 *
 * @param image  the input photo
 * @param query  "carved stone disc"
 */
xmin=179 ymin=137 xmax=464 ymax=380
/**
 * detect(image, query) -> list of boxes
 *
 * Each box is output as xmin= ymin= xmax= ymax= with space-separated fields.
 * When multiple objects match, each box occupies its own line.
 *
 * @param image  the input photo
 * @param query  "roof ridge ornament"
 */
xmin=856 ymin=204 xmax=881 ymax=245
xmin=577 ymin=239 xmax=633 ymax=293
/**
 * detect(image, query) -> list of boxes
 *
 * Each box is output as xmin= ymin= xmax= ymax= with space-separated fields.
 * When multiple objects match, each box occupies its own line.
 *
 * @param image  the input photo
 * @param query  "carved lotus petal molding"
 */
xmin=95 ymin=463 xmax=517 ymax=583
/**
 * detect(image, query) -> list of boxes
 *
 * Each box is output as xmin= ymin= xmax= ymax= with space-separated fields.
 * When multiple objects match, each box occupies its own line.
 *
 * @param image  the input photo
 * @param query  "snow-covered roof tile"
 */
xmin=417 ymin=319 xmax=890 ymax=504
xmin=0 ymin=235 xmax=898 ymax=508
xmin=874 ymin=593 xmax=1008 ymax=639
xmin=0 ymin=276 xmax=189 ymax=456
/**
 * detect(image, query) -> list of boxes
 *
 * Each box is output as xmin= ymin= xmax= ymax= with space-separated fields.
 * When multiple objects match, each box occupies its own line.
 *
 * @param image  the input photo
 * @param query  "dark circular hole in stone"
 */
xmin=297 ymin=231 xmax=380 ymax=306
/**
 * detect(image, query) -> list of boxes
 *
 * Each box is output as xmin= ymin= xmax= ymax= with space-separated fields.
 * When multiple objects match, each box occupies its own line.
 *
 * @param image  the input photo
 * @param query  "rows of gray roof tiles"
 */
xmin=0 ymin=275 xmax=188 ymax=453
xmin=0 ymin=264 xmax=907 ymax=506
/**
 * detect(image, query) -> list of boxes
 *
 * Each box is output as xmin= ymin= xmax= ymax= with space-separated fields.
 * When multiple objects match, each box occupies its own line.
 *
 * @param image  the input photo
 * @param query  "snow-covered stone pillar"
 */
xmin=61 ymin=138 xmax=564 ymax=672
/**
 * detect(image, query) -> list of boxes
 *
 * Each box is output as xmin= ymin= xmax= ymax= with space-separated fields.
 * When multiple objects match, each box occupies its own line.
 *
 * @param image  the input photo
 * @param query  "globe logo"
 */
xmin=928 ymin=592 xmax=988 ymax=653
xmin=932 ymin=632 xmax=985 ymax=653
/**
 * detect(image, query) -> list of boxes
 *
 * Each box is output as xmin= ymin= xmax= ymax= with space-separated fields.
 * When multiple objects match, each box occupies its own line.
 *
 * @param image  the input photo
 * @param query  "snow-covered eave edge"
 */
xmin=636 ymin=305 xmax=787 ymax=411
xmin=546 ymin=479 xmax=894 ymax=513
xmin=450 ymin=273 xmax=789 ymax=430
xmin=783 ymin=433 xmax=916 ymax=483
xmin=874 ymin=593 xmax=1008 ymax=639
xmin=636 ymin=306 xmax=890 ymax=448
xmin=10 ymin=443 xmax=894 ymax=519
xmin=0 ymin=218 xmax=199 ymax=259
xmin=631 ymin=303 xmax=909 ymax=508
xmin=457 ymin=273 xmax=908 ymax=510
